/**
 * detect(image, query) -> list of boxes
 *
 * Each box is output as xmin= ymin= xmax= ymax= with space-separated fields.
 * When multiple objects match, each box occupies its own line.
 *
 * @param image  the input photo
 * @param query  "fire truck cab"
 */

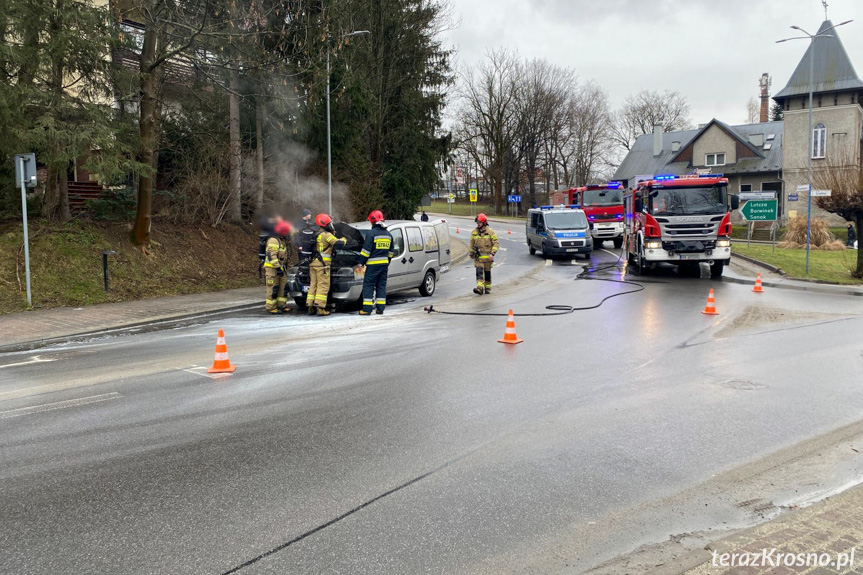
xmin=622 ymin=174 xmax=740 ymax=278
xmin=570 ymin=183 xmax=625 ymax=248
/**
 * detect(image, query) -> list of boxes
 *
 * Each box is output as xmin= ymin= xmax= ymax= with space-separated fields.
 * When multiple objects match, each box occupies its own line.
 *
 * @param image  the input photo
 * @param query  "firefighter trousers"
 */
xmin=362 ymin=264 xmax=388 ymax=313
xmin=307 ymin=262 xmax=331 ymax=309
xmin=475 ymin=260 xmax=492 ymax=292
xmin=265 ymin=268 xmax=287 ymax=311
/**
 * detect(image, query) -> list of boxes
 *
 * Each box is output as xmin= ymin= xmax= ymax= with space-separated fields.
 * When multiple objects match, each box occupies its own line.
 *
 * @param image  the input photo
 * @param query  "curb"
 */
xmin=731 ymin=253 xmax=786 ymax=275
xmin=723 ymin=273 xmax=863 ymax=297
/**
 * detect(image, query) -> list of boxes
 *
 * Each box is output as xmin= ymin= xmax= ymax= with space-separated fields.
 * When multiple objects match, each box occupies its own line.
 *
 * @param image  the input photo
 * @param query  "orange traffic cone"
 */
xmin=752 ymin=273 xmax=765 ymax=293
xmin=701 ymin=289 xmax=719 ymax=316
xmin=498 ymin=309 xmax=524 ymax=344
xmin=456 ymin=226 xmax=460 ymax=234
xmin=207 ymin=329 xmax=237 ymax=373
xmin=507 ymin=228 xmax=512 ymax=235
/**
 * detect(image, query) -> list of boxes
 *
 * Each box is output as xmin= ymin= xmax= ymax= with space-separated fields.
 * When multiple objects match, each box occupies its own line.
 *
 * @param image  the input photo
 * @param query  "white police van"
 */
xmin=526 ymin=205 xmax=593 ymax=259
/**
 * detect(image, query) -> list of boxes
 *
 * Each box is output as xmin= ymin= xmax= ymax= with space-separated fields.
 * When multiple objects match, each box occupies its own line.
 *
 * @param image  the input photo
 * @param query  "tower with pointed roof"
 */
xmin=774 ymin=19 xmax=863 ymax=223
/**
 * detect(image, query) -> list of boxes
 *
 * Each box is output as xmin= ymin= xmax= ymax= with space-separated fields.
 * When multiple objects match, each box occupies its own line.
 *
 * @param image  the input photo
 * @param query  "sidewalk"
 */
xmin=0 ymin=236 xmax=469 ymax=351
xmin=669 ymin=482 xmax=863 ymax=575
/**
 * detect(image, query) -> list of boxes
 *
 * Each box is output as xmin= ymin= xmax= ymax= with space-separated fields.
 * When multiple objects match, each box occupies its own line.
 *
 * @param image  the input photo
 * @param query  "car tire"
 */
xmin=293 ymin=297 xmax=308 ymax=310
xmin=540 ymin=242 xmax=548 ymax=259
xmin=419 ymin=270 xmax=436 ymax=296
xmin=613 ymin=237 xmax=623 ymax=249
xmin=710 ymin=260 xmax=725 ymax=279
xmin=594 ymin=239 xmax=603 ymax=247
xmin=529 ymin=242 xmax=536 ymax=255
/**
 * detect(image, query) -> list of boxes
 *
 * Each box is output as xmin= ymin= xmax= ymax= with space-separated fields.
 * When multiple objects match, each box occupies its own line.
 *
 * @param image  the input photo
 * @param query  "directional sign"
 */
xmin=740 ymin=199 xmax=778 ymax=221
xmin=739 ymin=191 xmax=775 ymax=200
xmin=797 ymin=184 xmax=811 ymax=192
xmin=469 ymin=189 xmax=478 ymax=202
xmin=788 ymin=193 xmax=799 ymax=201
xmin=812 ymin=189 xmax=832 ymax=197
xmin=507 ymin=194 xmax=521 ymax=203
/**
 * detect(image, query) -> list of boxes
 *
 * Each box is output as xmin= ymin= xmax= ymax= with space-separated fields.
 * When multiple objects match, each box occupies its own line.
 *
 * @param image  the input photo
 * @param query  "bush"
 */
xmin=86 ymin=187 xmax=136 ymax=221
xmin=781 ymin=217 xmax=837 ymax=247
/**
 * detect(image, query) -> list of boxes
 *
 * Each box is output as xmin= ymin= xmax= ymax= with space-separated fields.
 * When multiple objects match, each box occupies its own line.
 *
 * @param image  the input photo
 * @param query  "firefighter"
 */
xmin=469 ymin=213 xmax=499 ymax=295
xmin=263 ymin=219 xmax=292 ymax=314
xmin=296 ymin=209 xmax=318 ymax=262
xmin=306 ymin=213 xmax=347 ymax=316
xmin=356 ymin=210 xmax=393 ymax=315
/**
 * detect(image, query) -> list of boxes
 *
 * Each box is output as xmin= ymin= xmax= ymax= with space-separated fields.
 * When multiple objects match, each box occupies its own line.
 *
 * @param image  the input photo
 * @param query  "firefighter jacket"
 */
xmin=314 ymin=231 xmax=346 ymax=265
xmin=359 ymin=224 xmax=394 ymax=266
xmin=264 ymin=236 xmax=289 ymax=269
xmin=470 ymin=226 xmax=499 ymax=261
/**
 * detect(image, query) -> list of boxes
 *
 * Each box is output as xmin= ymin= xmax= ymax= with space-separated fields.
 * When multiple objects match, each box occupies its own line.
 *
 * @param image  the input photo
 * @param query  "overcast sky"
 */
xmin=441 ymin=0 xmax=863 ymax=128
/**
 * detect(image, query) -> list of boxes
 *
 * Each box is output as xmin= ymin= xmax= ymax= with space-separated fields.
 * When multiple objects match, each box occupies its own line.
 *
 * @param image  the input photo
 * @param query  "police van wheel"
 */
xmin=419 ymin=270 xmax=436 ymax=297
xmin=293 ymin=297 xmax=308 ymax=310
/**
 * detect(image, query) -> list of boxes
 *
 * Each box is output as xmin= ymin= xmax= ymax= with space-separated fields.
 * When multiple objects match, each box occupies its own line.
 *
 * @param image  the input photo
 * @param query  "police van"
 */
xmin=526 ymin=205 xmax=593 ymax=259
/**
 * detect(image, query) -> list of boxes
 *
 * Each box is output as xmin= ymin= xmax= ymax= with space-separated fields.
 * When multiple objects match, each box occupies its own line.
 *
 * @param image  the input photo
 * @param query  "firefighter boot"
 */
xmin=307 ymin=307 xmax=317 ymax=316
xmin=317 ymin=308 xmax=331 ymax=316
xmin=359 ymin=310 xmax=372 ymax=316
xmin=473 ymin=287 xmax=484 ymax=295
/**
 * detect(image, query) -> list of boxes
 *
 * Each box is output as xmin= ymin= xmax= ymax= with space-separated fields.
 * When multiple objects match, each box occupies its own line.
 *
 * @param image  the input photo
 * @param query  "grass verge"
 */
xmin=732 ymin=243 xmax=863 ymax=284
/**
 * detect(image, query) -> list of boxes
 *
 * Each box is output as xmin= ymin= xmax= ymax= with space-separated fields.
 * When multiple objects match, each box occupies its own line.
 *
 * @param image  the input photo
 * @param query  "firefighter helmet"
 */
xmin=274 ymin=220 xmax=292 ymax=237
xmin=315 ymin=213 xmax=332 ymax=227
xmin=475 ymin=213 xmax=488 ymax=224
xmin=368 ymin=210 xmax=384 ymax=224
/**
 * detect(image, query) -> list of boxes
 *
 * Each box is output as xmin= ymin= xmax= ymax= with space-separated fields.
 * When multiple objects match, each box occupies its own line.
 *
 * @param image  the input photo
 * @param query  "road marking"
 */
xmin=0 ymin=356 xmax=58 ymax=370
xmin=0 ymin=392 xmax=121 ymax=419
xmin=601 ymin=249 xmax=619 ymax=258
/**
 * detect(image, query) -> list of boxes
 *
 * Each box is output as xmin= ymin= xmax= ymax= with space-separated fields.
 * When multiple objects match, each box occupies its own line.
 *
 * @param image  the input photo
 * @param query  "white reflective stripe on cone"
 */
xmin=214 ymin=352 xmax=230 ymax=361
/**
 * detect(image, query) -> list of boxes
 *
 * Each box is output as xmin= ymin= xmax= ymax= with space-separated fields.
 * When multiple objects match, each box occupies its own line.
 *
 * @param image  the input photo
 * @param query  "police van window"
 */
xmin=390 ymin=228 xmax=405 ymax=257
xmin=421 ymin=225 xmax=439 ymax=252
xmin=406 ymin=227 xmax=424 ymax=252
xmin=530 ymin=213 xmax=540 ymax=229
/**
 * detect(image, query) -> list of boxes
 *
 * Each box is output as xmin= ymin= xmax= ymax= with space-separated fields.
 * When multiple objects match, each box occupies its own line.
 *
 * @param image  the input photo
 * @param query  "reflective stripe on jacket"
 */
xmin=469 ymin=226 xmax=499 ymax=260
xmin=264 ymin=237 xmax=288 ymax=268
xmin=316 ymin=231 xmax=346 ymax=264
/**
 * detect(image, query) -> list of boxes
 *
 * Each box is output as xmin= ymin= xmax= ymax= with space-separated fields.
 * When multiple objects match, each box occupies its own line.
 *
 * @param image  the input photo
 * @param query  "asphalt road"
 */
xmin=2 ymin=215 xmax=863 ymax=574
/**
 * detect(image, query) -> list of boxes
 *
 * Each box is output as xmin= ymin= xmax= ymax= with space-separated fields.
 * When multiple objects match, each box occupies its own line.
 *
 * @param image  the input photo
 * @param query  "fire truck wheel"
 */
xmin=594 ymin=238 xmax=604 ymax=247
xmin=635 ymin=242 xmax=650 ymax=275
xmin=710 ymin=260 xmax=725 ymax=278
xmin=613 ymin=237 xmax=623 ymax=249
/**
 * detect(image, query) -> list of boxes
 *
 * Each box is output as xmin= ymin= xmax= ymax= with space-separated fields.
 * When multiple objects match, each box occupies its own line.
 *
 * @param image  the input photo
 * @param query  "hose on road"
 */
xmin=424 ymin=249 xmax=645 ymax=317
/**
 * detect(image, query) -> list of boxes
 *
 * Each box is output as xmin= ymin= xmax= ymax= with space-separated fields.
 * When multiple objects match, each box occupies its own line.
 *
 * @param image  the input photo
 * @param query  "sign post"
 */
xmin=14 ymin=154 xmax=36 ymax=308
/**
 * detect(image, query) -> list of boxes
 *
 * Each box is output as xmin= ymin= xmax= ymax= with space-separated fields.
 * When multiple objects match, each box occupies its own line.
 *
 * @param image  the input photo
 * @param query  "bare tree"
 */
xmin=455 ymin=48 xmax=521 ymax=213
xmin=745 ymin=97 xmax=759 ymax=124
xmin=813 ymin=160 xmax=863 ymax=277
xmin=609 ymin=89 xmax=691 ymax=152
xmin=569 ymin=81 xmax=611 ymax=186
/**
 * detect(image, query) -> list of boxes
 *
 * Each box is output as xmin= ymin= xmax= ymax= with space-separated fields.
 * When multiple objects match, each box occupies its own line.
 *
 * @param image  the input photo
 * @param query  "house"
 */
xmin=614 ymin=18 xmax=862 ymax=226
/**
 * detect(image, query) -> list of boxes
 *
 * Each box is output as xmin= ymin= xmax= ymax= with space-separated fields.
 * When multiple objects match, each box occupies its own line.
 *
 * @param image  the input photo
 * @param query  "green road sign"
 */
xmin=740 ymin=199 xmax=777 ymax=221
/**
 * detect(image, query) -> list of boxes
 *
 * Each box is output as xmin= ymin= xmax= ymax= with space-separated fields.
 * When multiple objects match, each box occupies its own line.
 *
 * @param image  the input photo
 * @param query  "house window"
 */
xmin=705 ymin=153 xmax=726 ymax=166
xmin=740 ymin=184 xmax=752 ymax=192
xmin=812 ymin=123 xmax=826 ymax=159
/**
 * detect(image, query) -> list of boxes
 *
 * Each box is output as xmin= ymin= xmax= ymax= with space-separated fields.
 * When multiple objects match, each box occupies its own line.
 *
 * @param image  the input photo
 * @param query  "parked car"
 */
xmin=286 ymin=219 xmax=452 ymax=309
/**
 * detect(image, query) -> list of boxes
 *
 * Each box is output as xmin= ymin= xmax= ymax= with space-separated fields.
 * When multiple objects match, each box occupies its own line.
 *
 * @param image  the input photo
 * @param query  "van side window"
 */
xmin=530 ymin=213 xmax=540 ymax=229
xmin=421 ymin=225 xmax=439 ymax=252
xmin=390 ymin=228 xmax=405 ymax=257
xmin=406 ymin=227 xmax=424 ymax=252
xmin=536 ymin=214 xmax=545 ymax=233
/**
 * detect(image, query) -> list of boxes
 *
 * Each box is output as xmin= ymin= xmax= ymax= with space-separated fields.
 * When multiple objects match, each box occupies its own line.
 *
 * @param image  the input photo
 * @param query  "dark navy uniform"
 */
xmin=359 ymin=224 xmax=394 ymax=314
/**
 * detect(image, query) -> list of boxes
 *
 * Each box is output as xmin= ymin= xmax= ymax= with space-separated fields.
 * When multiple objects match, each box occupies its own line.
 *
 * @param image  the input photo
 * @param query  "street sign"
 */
xmin=469 ymin=189 xmax=478 ymax=202
xmin=811 ymin=189 xmax=832 ymax=197
xmin=14 ymin=153 xmax=37 ymax=188
xmin=739 ymin=191 xmax=775 ymax=200
xmin=796 ymin=184 xmax=811 ymax=192
xmin=507 ymin=194 xmax=521 ymax=203
xmin=740 ymin=199 xmax=778 ymax=221
xmin=788 ymin=193 xmax=799 ymax=201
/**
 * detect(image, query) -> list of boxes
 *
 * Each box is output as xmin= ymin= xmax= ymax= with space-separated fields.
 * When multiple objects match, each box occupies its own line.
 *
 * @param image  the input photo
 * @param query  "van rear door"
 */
xmin=433 ymin=220 xmax=451 ymax=272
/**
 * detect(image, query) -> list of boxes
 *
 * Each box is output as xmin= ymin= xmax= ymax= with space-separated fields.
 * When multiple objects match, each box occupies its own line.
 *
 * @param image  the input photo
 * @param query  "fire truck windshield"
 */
xmin=545 ymin=211 xmax=588 ymax=230
xmin=582 ymin=189 xmax=623 ymax=207
xmin=649 ymin=186 xmax=728 ymax=216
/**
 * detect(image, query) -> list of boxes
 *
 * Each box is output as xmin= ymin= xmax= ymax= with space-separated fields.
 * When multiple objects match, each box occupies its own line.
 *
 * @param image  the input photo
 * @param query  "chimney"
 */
xmin=653 ymin=124 xmax=663 ymax=157
xmin=759 ymin=73 xmax=771 ymax=123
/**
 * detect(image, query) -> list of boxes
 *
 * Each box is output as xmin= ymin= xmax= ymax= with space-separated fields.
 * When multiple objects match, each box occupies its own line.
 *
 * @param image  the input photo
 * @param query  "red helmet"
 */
xmin=316 ymin=213 xmax=332 ymax=227
xmin=368 ymin=210 xmax=384 ymax=224
xmin=274 ymin=220 xmax=292 ymax=236
xmin=475 ymin=213 xmax=488 ymax=224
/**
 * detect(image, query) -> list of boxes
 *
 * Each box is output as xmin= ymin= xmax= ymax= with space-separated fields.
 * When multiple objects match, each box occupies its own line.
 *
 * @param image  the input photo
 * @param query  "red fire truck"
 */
xmin=549 ymin=183 xmax=625 ymax=248
xmin=622 ymin=174 xmax=739 ymax=278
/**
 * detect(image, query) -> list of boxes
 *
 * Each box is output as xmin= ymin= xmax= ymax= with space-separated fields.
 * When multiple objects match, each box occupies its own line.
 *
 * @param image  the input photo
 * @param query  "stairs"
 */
xmin=68 ymin=181 xmax=104 ymax=211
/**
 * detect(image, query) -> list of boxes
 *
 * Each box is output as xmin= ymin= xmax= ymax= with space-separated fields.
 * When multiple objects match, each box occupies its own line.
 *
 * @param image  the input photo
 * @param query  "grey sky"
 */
xmin=442 ymin=0 xmax=863 ymax=127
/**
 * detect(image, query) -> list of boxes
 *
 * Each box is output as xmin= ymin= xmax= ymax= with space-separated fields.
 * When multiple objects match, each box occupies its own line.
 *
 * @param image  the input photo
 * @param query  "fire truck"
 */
xmin=622 ymin=174 xmax=739 ymax=278
xmin=549 ymin=184 xmax=625 ymax=248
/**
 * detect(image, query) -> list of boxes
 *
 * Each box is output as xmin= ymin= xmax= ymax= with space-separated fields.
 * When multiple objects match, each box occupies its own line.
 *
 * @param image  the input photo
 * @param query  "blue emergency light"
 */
xmin=606 ymin=181 xmax=622 ymax=189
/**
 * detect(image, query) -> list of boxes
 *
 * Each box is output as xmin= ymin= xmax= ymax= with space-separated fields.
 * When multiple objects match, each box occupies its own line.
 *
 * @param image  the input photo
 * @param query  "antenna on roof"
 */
xmin=822 ymin=0 xmax=829 ymax=19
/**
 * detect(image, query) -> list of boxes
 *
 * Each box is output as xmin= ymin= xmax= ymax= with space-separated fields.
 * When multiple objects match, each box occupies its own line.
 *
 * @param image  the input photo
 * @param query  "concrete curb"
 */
xmin=731 ymin=253 xmax=786 ymax=275
xmin=728 ymin=254 xmax=863 ymax=296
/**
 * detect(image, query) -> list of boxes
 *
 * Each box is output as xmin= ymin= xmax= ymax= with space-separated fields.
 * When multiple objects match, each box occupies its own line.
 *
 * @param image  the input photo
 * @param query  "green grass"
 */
xmin=428 ymin=201 xmax=525 ymax=220
xmin=732 ymin=243 xmax=863 ymax=284
xmin=731 ymin=225 xmax=849 ymax=241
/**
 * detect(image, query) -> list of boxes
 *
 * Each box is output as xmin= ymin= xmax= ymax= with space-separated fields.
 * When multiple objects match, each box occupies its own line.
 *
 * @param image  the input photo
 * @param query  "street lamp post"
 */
xmin=327 ymin=30 xmax=370 ymax=218
xmin=777 ymin=20 xmax=852 ymax=275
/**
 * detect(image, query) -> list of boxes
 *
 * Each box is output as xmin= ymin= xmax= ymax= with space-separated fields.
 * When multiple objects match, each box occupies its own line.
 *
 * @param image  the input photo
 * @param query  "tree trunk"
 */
xmin=43 ymin=168 xmax=60 ymax=218
xmin=527 ymin=153 xmax=537 ymax=207
xmin=254 ymin=94 xmax=265 ymax=214
xmin=228 ymin=64 xmax=242 ymax=223
xmin=59 ymin=166 xmax=71 ymax=221
xmin=132 ymin=22 xmax=159 ymax=247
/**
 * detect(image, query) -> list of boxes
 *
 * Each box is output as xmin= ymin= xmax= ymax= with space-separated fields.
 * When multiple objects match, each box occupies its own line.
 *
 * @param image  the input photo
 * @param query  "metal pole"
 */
xmin=19 ymin=157 xmax=32 ymax=308
xmin=103 ymin=252 xmax=110 ymax=292
xmin=326 ymin=49 xmax=333 ymax=217
xmin=805 ymin=36 xmax=814 ymax=275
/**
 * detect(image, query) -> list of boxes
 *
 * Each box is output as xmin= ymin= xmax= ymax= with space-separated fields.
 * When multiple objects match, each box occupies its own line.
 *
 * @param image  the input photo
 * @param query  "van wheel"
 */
xmin=540 ymin=242 xmax=548 ymax=259
xmin=613 ymin=237 xmax=623 ymax=249
xmin=293 ymin=297 xmax=308 ymax=310
xmin=594 ymin=239 xmax=603 ymax=247
xmin=529 ymin=243 xmax=536 ymax=255
xmin=419 ymin=270 xmax=436 ymax=296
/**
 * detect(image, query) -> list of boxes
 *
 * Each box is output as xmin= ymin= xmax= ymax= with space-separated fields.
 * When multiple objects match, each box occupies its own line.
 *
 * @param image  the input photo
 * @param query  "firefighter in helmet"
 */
xmin=356 ymin=210 xmax=393 ymax=315
xmin=469 ymin=213 xmax=499 ymax=295
xmin=264 ymin=218 xmax=293 ymax=314
xmin=306 ymin=213 xmax=347 ymax=316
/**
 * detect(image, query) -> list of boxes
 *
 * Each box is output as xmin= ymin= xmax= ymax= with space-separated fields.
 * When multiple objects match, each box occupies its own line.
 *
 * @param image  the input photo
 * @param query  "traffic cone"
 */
xmin=507 ymin=228 xmax=512 ymax=235
xmin=752 ymin=273 xmax=765 ymax=293
xmin=498 ymin=309 xmax=524 ymax=344
xmin=456 ymin=226 xmax=460 ymax=234
xmin=207 ymin=329 xmax=237 ymax=373
xmin=701 ymin=289 xmax=719 ymax=316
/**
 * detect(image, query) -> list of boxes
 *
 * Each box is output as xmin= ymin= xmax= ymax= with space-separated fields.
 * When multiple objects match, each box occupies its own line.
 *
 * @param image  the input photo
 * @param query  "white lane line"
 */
xmin=0 ymin=356 xmax=58 ymax=370
xmin=601 ymin=249 xmax=620 ymax=258
xmin=0 ymin=392 xmax=121 ymax=420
